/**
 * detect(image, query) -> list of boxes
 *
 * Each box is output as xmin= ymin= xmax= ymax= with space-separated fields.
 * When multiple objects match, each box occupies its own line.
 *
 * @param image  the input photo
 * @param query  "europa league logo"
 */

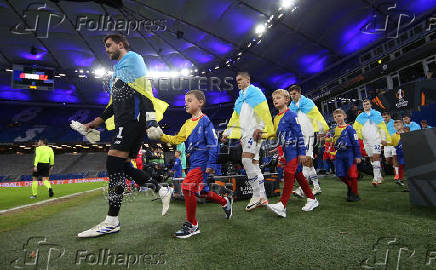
xmin=395 ymin=89 xmax=408 ymax=108
xmin=396 ymin=89 xmax=404 ymax=100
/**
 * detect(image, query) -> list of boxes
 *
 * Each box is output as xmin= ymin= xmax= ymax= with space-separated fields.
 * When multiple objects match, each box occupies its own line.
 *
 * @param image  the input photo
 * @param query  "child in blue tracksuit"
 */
xmin=172 ymin=151 xmax=183 ymax=178
xmin=332 ymin=109 xmax=362 ymax=202
xmin=160 ymin=90 xmax=232 ymax=239
xmin=266 ymin=90 xmax=318 ymax=218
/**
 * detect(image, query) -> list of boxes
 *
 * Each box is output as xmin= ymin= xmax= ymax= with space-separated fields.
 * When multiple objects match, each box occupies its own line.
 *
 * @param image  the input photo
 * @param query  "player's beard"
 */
xmin=109 ymin=50 xmax=121 ymax=60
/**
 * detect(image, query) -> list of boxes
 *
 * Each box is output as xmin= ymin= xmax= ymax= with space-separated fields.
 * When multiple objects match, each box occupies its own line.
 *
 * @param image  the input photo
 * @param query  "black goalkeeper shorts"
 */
xmin=110 ymin=120 xmax=147 ymax=159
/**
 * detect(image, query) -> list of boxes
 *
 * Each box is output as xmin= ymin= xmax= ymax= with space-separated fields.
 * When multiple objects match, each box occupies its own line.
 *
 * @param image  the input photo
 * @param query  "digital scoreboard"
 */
xmin=11 ymin=64 xmax=54 ymax=91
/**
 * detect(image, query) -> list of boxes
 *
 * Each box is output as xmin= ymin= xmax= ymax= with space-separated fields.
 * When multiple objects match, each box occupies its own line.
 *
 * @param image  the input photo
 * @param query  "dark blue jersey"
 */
xmin=274 ymin=109 xmax=306 ymax=158
xmin=333 ymin=125 xmax=361 ymax=159
xmin=161 ymin=115 xmax=219 ymax=170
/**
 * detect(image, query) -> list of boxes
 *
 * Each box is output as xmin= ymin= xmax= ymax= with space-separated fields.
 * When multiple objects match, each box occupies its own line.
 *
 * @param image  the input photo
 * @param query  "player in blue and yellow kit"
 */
xmin=77 ymin=34 xmax=171 ymax=238
xmin=160 ymin=90 xmax=232 ymax=238
xmin=267 ymin=89 xmax=318 ymax=218
xmin=382 ymin=112 xmax=400 ymax=179
xmin=403 ymin=114 xmax=421 ymax=131
xmin=332 ymin=109 xmax=362 ymax=202
xmin=390 ymin=120 xmax=406 ymax=187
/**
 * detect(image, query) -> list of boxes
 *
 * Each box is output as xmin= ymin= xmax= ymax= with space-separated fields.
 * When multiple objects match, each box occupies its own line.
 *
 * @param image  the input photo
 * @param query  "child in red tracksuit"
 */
xmin=160 ymin=90 xmax=232 ymax=238
xmin=323 ymin=133 xmax=333 ymax=160
xmin=323 ymin=132 xmax=336 ymax=174
xmin=267 ymin=89 xmax=319 ymax=217
xmin=126 ymin=148 xmax=144 ymax=191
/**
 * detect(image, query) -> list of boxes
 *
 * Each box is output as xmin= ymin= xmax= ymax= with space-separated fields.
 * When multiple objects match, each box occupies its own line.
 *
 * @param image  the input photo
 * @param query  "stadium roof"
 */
xmin=0 ymin=0 xmax=435 ymax=106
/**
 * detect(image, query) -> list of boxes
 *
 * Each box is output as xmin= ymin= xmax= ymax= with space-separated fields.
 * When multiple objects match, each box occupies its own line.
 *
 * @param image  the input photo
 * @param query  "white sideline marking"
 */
xmin=0 ymin=187 xmax=104 ymax=215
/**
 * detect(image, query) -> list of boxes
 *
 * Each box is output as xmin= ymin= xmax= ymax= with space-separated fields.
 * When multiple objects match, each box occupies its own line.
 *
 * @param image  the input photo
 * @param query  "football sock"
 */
xmin=399 ymin=164 xmax=405 ymax=180
xmin=371 ymin=161 xmax=382 ymax=180
xmin=123 ymin=162 xmax=160 ymax=192
xmin=254 ymin=163 xmax=267 ymax=198
xmin=106 ymin=155 xmax=127 ymax=217
xmin=105 ymin=215 xmax=119 ymax=225
xmin=303 ymin=166 xmax=320 ymax=187
xmin=43 ymin=179 xmax=51 ymax=189
xmin=242 ymin=158 xmax=260 ymax=198
xmin=309 ymin=166 xmax=320 ymax=187
xmin=32 ymin=180 xmax=38 ymax=196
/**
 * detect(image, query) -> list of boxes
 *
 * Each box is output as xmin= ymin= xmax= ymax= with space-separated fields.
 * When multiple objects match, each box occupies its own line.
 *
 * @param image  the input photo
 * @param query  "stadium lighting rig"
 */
xmin=5 ymin=1 xmax=297 ymax=82
xmin=94 ymin=67 xmax=107 ymax=78
xmin=195 ymin=0 xmax=298 ymax=77
xmin=280 ymin=0 xmax=296 ymax=10
xmin=70 ymin=67 xmax=196 ymax=79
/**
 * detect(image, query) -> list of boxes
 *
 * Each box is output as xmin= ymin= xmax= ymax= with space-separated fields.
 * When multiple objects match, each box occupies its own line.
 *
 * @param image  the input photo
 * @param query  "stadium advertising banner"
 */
xmin=375 ymin=79 xmax=436 ymax=112
xmin=0 ymin=177 xmax=108 ymax=187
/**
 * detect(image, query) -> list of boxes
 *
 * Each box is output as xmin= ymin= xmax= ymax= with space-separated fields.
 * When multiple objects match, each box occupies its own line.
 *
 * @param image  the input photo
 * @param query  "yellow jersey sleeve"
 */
xmin=161 ymin=121 xmax=188 ymax=145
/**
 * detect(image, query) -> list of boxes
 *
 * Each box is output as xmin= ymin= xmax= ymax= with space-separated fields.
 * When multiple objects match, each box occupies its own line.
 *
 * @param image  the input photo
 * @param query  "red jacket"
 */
xmin=323 ymin=134 xmax=335 ymax=160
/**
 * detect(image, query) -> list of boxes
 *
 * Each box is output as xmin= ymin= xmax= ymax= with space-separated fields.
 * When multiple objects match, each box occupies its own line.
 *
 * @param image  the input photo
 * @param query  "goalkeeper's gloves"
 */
xmin=146 ymin=120 xmax=159 ymax=129
xmin=70 ymin=120 xmax=101 ymax=144
xmin=146 ymin=120 xmax=163 ymax=141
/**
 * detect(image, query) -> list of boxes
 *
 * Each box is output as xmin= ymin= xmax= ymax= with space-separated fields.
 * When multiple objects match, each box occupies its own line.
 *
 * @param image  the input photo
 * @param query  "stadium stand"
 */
xmin=0 ymin=104 xmax=113 ymax=143
xmin=0 ymin=152 xmax=107 ymax=182
xmin=0 ymin=103 xmax=232 ymax=144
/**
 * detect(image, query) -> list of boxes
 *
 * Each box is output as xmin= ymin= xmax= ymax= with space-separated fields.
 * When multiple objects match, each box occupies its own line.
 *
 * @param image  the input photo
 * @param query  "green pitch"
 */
xmin=0 ymin=182 xmax=105 ymax=210
xmin=1 ymin=176 xmax=436 ymax=270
